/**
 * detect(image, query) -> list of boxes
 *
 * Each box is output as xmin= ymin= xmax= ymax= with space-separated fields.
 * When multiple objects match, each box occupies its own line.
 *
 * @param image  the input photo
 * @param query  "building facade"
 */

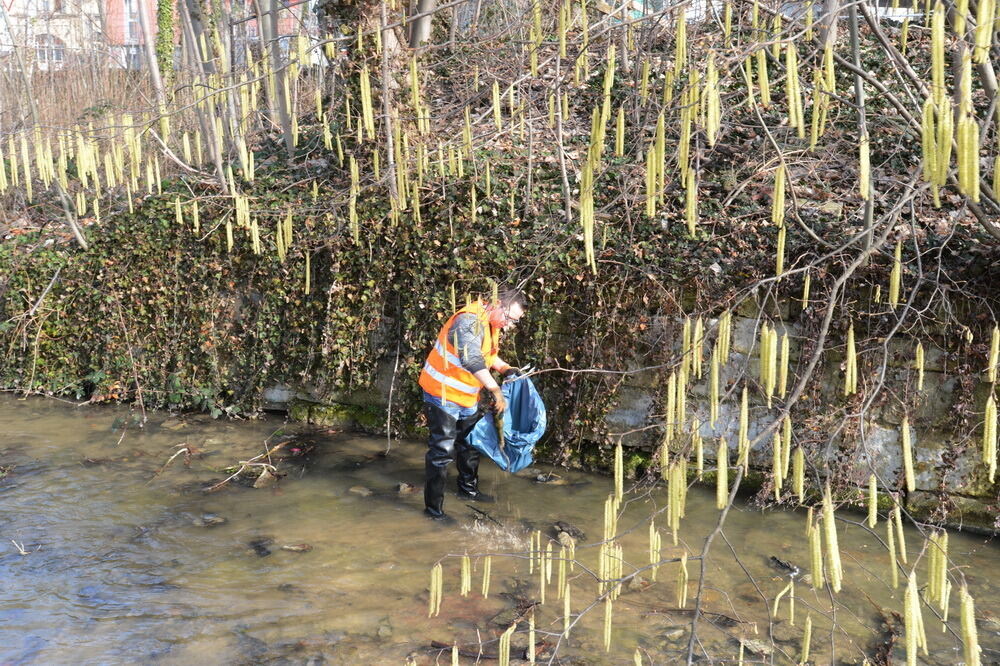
xmin=0 ymin=0 xmax=313 ymax=72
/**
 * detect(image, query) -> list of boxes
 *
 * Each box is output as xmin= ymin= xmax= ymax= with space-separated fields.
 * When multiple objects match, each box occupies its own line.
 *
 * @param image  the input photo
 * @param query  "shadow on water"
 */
xmin=0 ymin=394 xmax=999 ymax=664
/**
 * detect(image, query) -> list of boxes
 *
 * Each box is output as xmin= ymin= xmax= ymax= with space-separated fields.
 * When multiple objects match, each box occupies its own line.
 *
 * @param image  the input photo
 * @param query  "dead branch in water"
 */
xmin=203 ymin=439 xmax=292 ymax=493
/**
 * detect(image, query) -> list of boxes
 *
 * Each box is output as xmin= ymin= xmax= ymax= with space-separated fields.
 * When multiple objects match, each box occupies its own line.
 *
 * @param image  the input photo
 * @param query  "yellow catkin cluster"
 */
xmin=614 ymin=441 xmax=624 ymax=503
xmin=717 ymin=310 xmax=733 ymax=359
xmin=563 ymin=581 xmax=572 ymax=637
xmin=867 ymin=474 xmax=878 ymax=528
xmin=704 ymin=56 xmax=721 ymax=148
xmin=961 ymin=585 xmax=982 ymax=666
xmin=844 ymin=323 xmax=858 ymax=396
xmin=275 ymin=211 xmax=292 ymax=263
xmin=603 ymin=597 xmax=614 ymax=651
xmin=428 ymin=563 xmax=443 ymax=617
xmin=676 ymin=552 xmax=689 ymax=607
xmin=674 ymin=10 xmax=687 ymax=77
xmin=760 ymin=323 xmax=779 ymax=407
xmin=662 ymin=372 xmax=677 ymax=454
xmin=915 ymin=342 xmax=925 ymax=390
xmin=974 ymin=0 xmax=996 ymax=62
xmin=481 ymin=555 xmax=492 ymax=598
xmin=893 ymin=505 xmax=908 ymax=564
xmin=984 ymin=393 xmax=997 ymax=482
xmin=808 ymin=513 xmax=824 ymax=590
xmin=887 ymin=518 xmax=899 ymax=588
xmin=460 ymin=554 xmax=471 ymax=596
xmin=901 ymin=417 xmax=916 ymax=492
xmin=692 ymin=317 xmax=705 ymax=379
xmin=889 ymin=240 xmax=902 ymax=307
xmin=784 ymin=46 xmax=805 ymax=138
xmin=773 ymin=432 xmax=784 ymax=500
xmin=793 ymin=446 xmax=804 ymax=503
xmin=737 ymin=387 xmax=750 ymax=469
xmin=685 ymin=164 xmax=698 ymax=237
xmin=668 ymin=459 xmax=687 ymax=544
xmin=926 ymin=530 xmax=951 ymax=621
xmin=717 ymin=438 xmax=729 ymax=510
xmin=649 ymin=522 xmax=662 ymax=581
xmin=988 ymin=325 xmax=999 ymax=383
xmin=956 ymin=48 xmax=980 ymax=201
xmin=859 ymin=132 xmax=871 ymax=200
xmin=904 ymin=571 xmax=928 ymax=665
xmin=693 ymin=419 xmax=704 ymax=479
xmin=822 ymin=482 xmax=843 ymax=592
xmin=557 ymin=545 xmax=567 ymax=599
xmin=756 ymin=42 xmax=771 ymax=106
xmin=710 ymin=350 xmax=720 ymax=427
xmin=772 ymin=578 xmax=795 ymax=623
xmin=779 ymin=334 xmax=790 ymax=398
xmin=809 ymin=44 xmax=836 ymax=149
xmin=801 ymin=614 xmax=813 ymax=663
xmin=498 ymin=622 xmax=516 ymax=666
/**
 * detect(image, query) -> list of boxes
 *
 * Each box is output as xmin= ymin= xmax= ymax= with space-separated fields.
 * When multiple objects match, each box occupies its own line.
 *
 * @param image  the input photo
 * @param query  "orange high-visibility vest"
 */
xmin=418 ymin=301 xmax=501 ymax=407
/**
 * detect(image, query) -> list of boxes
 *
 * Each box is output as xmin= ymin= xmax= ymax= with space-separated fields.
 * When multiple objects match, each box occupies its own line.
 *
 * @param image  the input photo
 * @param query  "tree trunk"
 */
xmin=137 ymin=0 xmax=167 ymax=110
xmin=256 ymin=0 xmax=295 ymax=159
xmin=820 ymin=0 xmax=840 ymax=47
xmin=155 ymin=0 xmax=175 ymax=86
xmin=409 ymin=0 xmax=436 ymax=48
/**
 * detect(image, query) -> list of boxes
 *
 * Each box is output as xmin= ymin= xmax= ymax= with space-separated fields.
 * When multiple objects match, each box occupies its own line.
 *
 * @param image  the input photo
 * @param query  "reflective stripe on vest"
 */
xmin=434 ymin=340 xmax=464 ymax=368
xmin=421 ymin=362 xmax=479 ymax=395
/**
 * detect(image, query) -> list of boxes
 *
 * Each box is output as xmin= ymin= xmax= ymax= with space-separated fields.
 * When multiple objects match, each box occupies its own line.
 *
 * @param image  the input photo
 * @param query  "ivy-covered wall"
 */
xmin=2 ymin=144 xmax=998 ymax=533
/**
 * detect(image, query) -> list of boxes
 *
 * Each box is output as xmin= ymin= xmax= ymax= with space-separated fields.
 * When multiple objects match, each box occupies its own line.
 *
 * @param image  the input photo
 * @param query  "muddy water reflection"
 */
xmin=1 ymin=395 xmax=998 ymax=664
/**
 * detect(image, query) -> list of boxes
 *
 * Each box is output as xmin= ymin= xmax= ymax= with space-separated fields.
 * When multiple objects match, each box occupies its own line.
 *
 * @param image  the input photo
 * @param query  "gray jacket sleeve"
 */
xmin=447 ymin=313 xmax=488 ymax=374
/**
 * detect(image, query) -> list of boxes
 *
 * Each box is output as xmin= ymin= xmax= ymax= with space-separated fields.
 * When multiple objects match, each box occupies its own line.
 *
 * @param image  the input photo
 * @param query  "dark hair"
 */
xmin=498 ymin=287 xmax=527 ymax=309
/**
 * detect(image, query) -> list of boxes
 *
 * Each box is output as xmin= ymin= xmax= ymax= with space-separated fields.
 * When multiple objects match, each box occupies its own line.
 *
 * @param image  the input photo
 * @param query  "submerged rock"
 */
xmin=623 ymin=574 xmax=650 ymax=593
xmin=248 ymin=537 xmax=274 ymax=557
xmin=192 ymin=513 xmax=228 ymax=527
xmin=376 ymin=618 xmax=392 ymax=639
xmin=662 ymin=627 xmax=687 ymax=642
xmin=740 ymin=638 xmax=774 ymax=656
xmin=552 ymin=520 xmax=586 ymax=547
xmin=160 ymin=418 xmax=187 ymax=431
xmin=253 ymin=469 xmax=279 ymax=489
xmin=349 ymin=485 xmax=373 ymax=497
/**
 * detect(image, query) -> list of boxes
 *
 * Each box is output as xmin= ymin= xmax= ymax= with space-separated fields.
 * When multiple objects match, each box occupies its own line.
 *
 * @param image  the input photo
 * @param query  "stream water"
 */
xmin=1 ymin=394 xmax=999 ymax=665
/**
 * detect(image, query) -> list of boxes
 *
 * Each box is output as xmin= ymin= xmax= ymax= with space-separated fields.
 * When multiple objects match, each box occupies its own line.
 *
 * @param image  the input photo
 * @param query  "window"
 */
xmin=36 ymin=34 xmax=66 ymax=65
xmin=125 ymin=0 xmax=140 ymax=43
xmin=40 ymin=0 xmax=65 ymax=13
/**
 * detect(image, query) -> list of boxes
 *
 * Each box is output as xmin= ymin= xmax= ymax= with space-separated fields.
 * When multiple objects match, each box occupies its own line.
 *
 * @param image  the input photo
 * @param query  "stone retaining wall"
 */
xmin=275 ymin=303 xmax=999 ymax=534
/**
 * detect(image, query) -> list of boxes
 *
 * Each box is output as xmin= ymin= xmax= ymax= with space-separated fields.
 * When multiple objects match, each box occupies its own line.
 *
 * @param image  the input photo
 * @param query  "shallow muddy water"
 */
xmin=1 ymin=394 xmax=998 ymax=664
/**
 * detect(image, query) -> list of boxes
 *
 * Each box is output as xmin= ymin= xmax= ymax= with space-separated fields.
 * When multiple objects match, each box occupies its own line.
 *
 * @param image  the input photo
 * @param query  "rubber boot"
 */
xmin=455 ymin=412 xmax=495 ymax=503
xmin=424 ymin=403 xmax=458 ymax=522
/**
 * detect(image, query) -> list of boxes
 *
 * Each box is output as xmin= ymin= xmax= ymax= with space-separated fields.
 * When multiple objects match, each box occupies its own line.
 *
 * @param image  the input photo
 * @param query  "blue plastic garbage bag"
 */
xmin=467 ymin=377 xmax=546 ymax=473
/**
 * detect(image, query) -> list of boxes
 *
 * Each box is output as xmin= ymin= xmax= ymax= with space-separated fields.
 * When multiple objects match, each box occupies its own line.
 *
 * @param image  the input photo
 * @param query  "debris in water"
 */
xmin=768 ymin=555 xmax=801 ymax=578
xmin=280 ymin=543 xmax=313 ymax=553
xmin=396 ymin=482 xmax=417 ymax=494
xmin=349 ymin=485 xmax=373 ymax=497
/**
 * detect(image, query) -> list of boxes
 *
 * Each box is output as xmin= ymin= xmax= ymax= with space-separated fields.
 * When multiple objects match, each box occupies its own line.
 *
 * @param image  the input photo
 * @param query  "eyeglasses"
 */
xmin=503 ymin=309 xmax=523 ymax=325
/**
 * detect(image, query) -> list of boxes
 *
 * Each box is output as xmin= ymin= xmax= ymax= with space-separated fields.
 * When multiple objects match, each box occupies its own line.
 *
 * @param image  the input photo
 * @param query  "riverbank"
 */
xmin=3 ymin=394 xmax=999 ymax=664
